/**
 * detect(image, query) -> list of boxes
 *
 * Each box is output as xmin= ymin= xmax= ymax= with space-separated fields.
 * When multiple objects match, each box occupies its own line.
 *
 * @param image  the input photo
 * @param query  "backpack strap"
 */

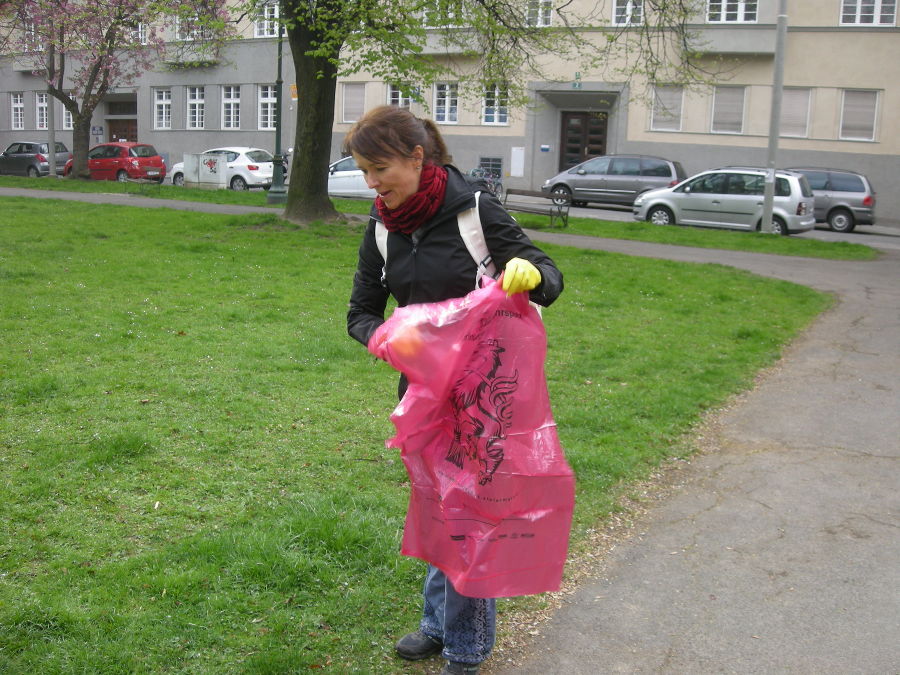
xmin=457 ymin=191 xmax=498 ymax=287
xmin=374 ymin=218 xmax=388 ymax=286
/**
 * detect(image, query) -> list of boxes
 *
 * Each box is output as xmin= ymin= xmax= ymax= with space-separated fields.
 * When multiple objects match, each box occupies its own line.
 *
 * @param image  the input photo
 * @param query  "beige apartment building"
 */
xmin=2 ymin=0 xmax=898 ymax=224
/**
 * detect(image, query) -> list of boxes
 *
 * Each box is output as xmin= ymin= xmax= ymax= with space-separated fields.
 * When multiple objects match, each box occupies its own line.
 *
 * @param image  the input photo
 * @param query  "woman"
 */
xmin=345 ymin=105 xmax=563 ymax=674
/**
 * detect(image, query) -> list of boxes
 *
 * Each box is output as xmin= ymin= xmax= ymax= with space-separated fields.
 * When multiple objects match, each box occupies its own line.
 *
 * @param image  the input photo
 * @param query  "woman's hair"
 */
xmin=341 ymin=105 xmax=451 ymax=165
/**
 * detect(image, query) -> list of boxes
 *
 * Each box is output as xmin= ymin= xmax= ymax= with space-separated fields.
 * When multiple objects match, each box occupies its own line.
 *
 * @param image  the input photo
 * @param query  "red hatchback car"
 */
xmin=64 ymin=142 xmax=166 ymax=182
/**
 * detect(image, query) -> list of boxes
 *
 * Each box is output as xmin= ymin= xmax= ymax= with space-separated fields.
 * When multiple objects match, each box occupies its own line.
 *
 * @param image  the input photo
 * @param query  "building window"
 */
xmin=388 ymin=84 xmax=411 ymax=109
xmin=342 ymin=83 xmax=365 ymax=123
xmin=63 ymin=106 xmax=73 ymax=130
xmin=187 ymin=86 xmax=205 ymax=129
xmin=651 ymin=85 xmax=683 ymax=131
xmin=154 ymin=88 xmax=172 ymax=130
xmin=175 ymin=16 xmax=209 ymax=41
xmin=423 ymin=7 xmax=463 ymax=27
xmin=434 ymin=83 xmax=458 ymax=124
xmin=222 ymin=85 xmax=241 ymax=129
xmin=478 ymin=156 xmax=503 ymax=179
xmin=482 ymin=84 xmax=508 ymax=125
xmin=841 ymin=0 xmax=896 ymax=24
xmin=11 ymin=93 xmax=24 ymax=130
xmin=131 ymin=22 xmax=148 ymax=44
xmin=707 ymin=1 xmax=757 ymax=22
xmin=525 ymin=0 xmax=553 ymax=27
xmin=613 ymin=0 xmax=643 ymax=26
xmin=258 ymin=85 xmax=277 ymax=129
xmin=711 ymin=86 xmax=745 ymax=133
xmin=255 ymin=1 xmax=281 ymax=37
xmin=840 ymin=89 xmax=878 ymax=140
xmin=780 ymin=87 xmax=810 ymax=138
xmin=36 ymin=92 xmax=48 ymax=130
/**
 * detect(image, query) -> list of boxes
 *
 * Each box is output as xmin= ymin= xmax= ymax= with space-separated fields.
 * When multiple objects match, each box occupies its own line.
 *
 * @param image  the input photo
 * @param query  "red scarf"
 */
xmin=376 ymin=163 xmax=448 ymax=234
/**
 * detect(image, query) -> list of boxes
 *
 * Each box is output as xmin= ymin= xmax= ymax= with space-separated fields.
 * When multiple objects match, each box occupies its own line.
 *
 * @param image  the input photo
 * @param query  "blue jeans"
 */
xmin=419 ymin=564 xmax=496 ymax=665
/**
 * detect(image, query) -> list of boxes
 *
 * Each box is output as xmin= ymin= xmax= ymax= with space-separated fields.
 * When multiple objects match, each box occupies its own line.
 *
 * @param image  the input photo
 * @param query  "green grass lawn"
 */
xmin=1 ymin=196 xmax=832 ymax=673
xmin=0 ymin=175 xmax=877 ymax=260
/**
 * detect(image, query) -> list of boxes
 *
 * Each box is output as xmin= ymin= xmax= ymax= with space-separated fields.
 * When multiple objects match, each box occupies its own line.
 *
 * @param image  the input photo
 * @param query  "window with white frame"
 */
xmin=255 ymin=1 xmax=281 ymax=37
xmin=434 ymin=83 xmax=458 ymax=124
xmin=154 ymin=88 xmax=172 ymax=129
xmin=63 ymin=107 xmax=73 ymax=130
xmin=614 ymin=0 xmax=643 ymax=26
xmin=780 ymin=87 xmax=810 ymax=138
xmin=840 ymin=0 xmax=896 ymax=25
xmin=131 ymin=22 xmax=148 ymax=44
xmin=259 ymin=85 xmax=277 ymax=129
xmin=388 ymin=84 xmax=411 ymax=109
xmin=175 ymin=15 xmax=209 ymax=41
xmin=707 ymin=1 xmax=757 ymax=22
xmin=651 ymin=85 xmax=683 ymax=131
xmin=711 ymin=86 xmax=745 ymax=133
xmin=11 ymin=93 xmax=24 ymax=130
xmin=482 ymin=84 xmax=508 ymax=125
xmin=423 ymin=6 xmax=463 ymax=27
xmin=525 ymin=0 xmax=553 ymax=27
xmin=187 ymin=86 xmax=205 ymax=129
xmin=36 ymin=92 xmax=48 ymax=130
xmin=222 ymin=85 xmax=241 ymax=129
xmin=840 ymin=89 xmax=878 ymax=140
xmin=342 ymin=83 xmax=365 ymax=122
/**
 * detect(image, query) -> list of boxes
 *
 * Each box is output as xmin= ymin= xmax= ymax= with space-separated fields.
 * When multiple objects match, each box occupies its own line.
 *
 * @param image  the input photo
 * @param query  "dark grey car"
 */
xmin=786 ymin=167 xmax=876 ymax=232
xmin=0 ymin=141 xmax=70 ymax=177
xmin=541 ymin=154 xmax=687 ymax=207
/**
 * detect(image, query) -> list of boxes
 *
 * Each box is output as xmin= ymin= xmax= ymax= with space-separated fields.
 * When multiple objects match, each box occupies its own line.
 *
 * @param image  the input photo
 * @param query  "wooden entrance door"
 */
xmin=559 ymin=112 xmax=608 ymax=171
xmin=108 ymin=119 xmax=137 ymax=142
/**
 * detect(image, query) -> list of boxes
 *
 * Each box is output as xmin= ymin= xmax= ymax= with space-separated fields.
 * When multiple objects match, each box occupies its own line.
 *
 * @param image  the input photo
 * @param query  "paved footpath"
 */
xmin=492 ymin=233 xmax=900 ymax=674
xmin=4 ymin=188 xmax=899 ymax=673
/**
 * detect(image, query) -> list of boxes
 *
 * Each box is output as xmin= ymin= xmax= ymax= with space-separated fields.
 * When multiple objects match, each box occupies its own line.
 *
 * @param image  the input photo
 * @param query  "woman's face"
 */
xmin=353 ymin=147 xmax=423 ymax=210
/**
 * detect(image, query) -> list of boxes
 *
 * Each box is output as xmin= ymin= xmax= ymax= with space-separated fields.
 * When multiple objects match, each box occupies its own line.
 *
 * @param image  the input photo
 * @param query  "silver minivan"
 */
xmin=541 ymin=154 xmax=687 ymax=206
xmin=786 ymin=167 xmax=876 ymax=233
xmin=633 ymin=167 xmax=816 ymax=235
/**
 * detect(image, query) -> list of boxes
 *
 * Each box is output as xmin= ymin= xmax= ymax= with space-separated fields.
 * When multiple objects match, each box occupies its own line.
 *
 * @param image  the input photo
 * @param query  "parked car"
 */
xmin=541 ymin=154 xmax=687 ymax=207
xmin=169 ymin=147 xmax=283 ymax=190
xmin=327 ymin=155 xmax=375 ymax=198
xmin=786 ymin=167 xmax=876 ymax=233
xmin=63 ymin=142 xmax=166 ymax=182
xmin=0 ymin=141 xmax=71 ymax=177
xmin=632 ymin=167 xmax=815 ymax=236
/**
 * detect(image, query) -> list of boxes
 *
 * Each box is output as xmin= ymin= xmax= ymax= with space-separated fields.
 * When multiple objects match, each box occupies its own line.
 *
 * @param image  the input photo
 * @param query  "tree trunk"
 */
xmin=67 ymin=112 xmax=93 ymax=180
xmin=283 ymin=21 xmax=341 ymax=224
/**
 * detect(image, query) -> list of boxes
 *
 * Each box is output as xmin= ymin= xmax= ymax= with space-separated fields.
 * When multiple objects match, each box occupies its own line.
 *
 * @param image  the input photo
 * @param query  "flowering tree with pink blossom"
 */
xmin=0 ymin=0 xmax=232 ymax=178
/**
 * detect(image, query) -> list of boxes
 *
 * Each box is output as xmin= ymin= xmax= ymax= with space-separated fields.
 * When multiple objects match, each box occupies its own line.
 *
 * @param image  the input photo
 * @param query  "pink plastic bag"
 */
xmin=369 ymin=278 xmax=574 ymax=598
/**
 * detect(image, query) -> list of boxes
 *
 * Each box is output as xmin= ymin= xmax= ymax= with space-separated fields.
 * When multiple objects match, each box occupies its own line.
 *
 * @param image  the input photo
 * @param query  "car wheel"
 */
xmin=173 ymin=173 xmax=184 ymax=187
xmin=27 ymin=166 xmax=39 ymax=178
xmin=116 ymin=170 xmax=129 ymax=182
xmin=647 ymin=205 xmax=675 ymax=226
xmin=230 ymin=175 xmax=248 ymax=191
xmin=551 ymin=186 xmax=572 ymax=206
xmin=827 ymin=208 xmax=855 ymax=233
xmin=769 ymin=216 xmax=790 ymax=236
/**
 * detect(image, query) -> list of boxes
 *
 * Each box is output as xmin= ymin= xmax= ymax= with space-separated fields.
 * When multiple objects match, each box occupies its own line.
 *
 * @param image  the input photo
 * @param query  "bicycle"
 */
xmin=468 ymin=167 xmax=504 ymax=201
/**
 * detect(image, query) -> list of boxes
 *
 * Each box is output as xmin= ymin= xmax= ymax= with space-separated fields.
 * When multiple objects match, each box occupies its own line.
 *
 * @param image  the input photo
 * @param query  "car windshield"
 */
xmin=246 ymin=150 xmax=273 ymax=163
xmin=130 ymin=145 xmax=158 ymax=158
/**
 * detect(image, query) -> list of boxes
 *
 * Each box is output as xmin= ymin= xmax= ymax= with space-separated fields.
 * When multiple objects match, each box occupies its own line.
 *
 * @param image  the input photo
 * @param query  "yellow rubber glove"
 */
xmin=501 ymin=257 xmax=541 ymax=296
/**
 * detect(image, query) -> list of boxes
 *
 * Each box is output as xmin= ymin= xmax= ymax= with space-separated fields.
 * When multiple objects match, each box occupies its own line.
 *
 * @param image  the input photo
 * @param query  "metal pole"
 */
xmin=761 ymin=0 xmax=788 ymax=233
xmin=267 ymin=29 xmax=287 ymax=205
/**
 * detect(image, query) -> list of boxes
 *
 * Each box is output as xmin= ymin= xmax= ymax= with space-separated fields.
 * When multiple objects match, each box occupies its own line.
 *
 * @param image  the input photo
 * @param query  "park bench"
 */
xmin=503 ymin=188 xmax=570 ymax=228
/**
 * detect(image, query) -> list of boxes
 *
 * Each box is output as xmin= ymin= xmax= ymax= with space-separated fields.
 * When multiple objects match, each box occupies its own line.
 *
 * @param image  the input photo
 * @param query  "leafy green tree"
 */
xmin=279 ymin=0 xmax=711 ymax=223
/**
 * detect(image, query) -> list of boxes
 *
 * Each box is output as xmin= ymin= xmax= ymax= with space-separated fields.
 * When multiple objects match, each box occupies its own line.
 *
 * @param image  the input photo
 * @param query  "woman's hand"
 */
xmin=501 ymin=258 xmax=541 ymax=296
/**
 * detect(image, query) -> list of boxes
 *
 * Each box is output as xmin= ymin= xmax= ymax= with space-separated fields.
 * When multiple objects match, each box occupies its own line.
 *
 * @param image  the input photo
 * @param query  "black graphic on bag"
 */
xmin=446 ymin=338 xmax=518 ymax=484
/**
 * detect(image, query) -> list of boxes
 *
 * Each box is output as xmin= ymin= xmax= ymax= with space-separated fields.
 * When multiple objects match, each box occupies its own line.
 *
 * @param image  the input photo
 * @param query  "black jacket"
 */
xmin=347 ymin=165 xmax=564 ymax=346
